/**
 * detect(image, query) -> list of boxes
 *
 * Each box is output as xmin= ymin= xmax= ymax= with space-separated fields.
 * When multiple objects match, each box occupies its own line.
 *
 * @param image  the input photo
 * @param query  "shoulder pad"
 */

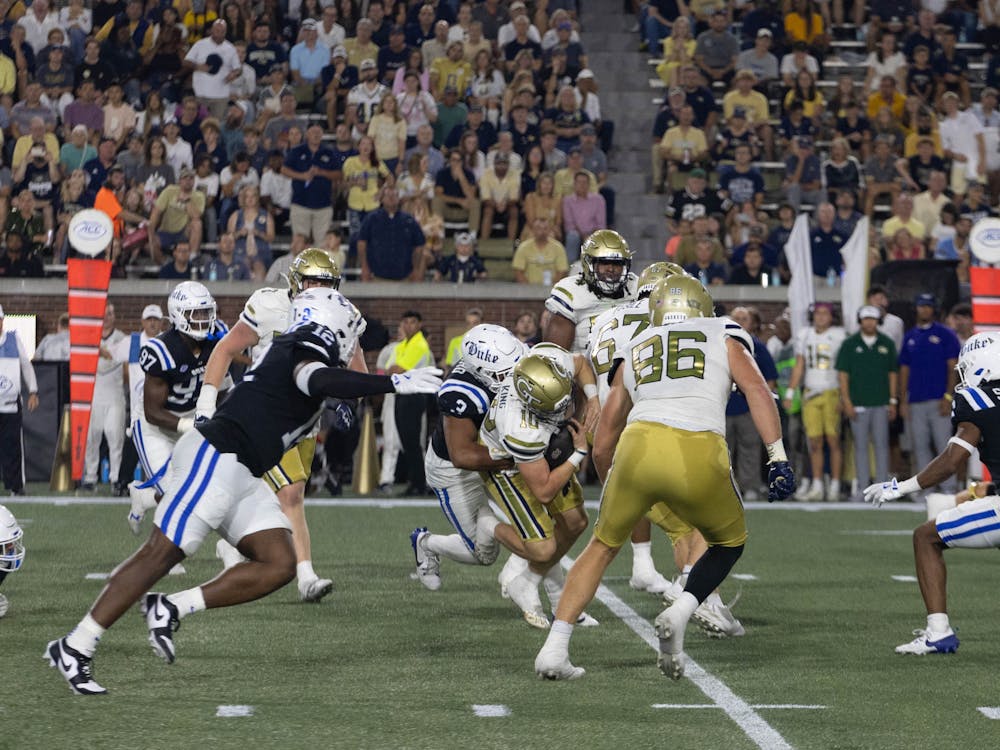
xmin=241 ymin=287 xmax=289 ymax=335
xmin=720 ymin=317 xmax=754 ymax=354
xmin=545 ymin=279 xmax=579 ymax=320
xmin=437 ymin=383 xmax=489 ymax=418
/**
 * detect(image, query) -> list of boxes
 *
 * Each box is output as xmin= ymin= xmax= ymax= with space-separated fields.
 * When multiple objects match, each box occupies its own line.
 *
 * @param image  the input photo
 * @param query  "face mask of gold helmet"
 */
xmin=635 ymin=261 xmax=687 ymax=299
xmin=580 ymin=229 xmax=633 ymax=296
xmin=648 ymin=275 xmax=714 ymax=326
xmin=511 ymin=354 xmax=574 ymax=425
xmin=288 ymin=247 xmax=342 ymax=297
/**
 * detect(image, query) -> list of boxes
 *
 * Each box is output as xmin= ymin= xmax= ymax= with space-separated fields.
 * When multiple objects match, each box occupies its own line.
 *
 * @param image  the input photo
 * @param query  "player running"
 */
xmin=0 ymin=504 xmax=25 ymax=618
xmin=45 ymin=289 xmax=442 ymax=695
xmin=865 ymin=332 xmax=1000 ymax=655
xmin=199 ymin=248 xmax=366 ymax=602
xmin=534 ymin=276 xmax=795 ymax=680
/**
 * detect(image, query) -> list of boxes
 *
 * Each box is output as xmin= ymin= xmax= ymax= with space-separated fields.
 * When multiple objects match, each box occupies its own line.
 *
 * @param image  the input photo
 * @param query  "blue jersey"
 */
xmin=953 ymin=380 xmax=1000 ymax=478
xmin=899 ymin=323 xmax=960 ymax=402
xmin=139 ymin=322 xmax=228 ymax=414
xmin=429 ymin=364 xmax=493 ymax=463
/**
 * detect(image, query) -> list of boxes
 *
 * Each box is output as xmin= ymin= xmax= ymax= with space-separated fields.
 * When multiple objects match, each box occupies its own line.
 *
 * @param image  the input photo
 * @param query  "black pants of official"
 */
xmin=0 ymin=409 xmax=24 ymax=493
xmin=394 ymin=394 xmax=427 ymax=491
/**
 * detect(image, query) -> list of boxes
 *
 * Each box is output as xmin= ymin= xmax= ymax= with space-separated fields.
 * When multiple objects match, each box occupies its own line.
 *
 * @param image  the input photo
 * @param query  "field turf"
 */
xmin=4 ymin=494 xmax=1000 ymax=750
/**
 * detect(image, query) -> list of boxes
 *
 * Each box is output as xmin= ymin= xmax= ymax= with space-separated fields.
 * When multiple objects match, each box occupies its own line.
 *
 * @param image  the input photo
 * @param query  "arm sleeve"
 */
xmin=303 ymin=363 xmax=395 ymax=399
xmin=17 ymin=335 xmax=37 ymax=393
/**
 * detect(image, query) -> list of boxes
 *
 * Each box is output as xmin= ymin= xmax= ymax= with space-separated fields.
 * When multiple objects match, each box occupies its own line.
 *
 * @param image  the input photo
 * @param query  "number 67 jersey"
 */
xmin=616 ymin=316 xmax=753 ymax=437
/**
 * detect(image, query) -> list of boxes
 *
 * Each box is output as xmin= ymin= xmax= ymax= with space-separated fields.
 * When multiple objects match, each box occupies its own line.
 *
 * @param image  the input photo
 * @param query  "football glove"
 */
xmin=863 ymin=478 xmax=904 ymax=508
xmin=767 ymin=461 xmax=796 ymax=502
xmin=391 ymin=367 xmax=444 ymax=395
xmin=331 ymin=401 xmax=355 ymax=432
xmin=194 ymin=384 xmax=218 ymax=422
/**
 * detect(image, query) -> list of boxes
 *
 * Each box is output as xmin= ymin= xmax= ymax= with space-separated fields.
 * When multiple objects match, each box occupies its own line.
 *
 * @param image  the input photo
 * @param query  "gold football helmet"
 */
xmin=289 ymin=247 xmax=341 ymax=297
xmin=636 ymin=261 xmax=686 ymax=299
xmin=580 ymin=229 xmax=633 ymax=296
xmin=648 ymin=276 xmax=714 ymax=326
xmin=511 ymin=354 xmax=574 ymax=423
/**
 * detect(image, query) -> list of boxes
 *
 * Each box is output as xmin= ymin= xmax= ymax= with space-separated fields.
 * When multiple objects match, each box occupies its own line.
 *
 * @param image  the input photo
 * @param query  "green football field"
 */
xmin=4 ymin=493 xmax=1000 ymax=750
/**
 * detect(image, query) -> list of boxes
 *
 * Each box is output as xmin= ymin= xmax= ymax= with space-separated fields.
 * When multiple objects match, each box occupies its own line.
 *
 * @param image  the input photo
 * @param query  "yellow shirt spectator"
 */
xmin=394 ymin=331 xmax=434 ymax=371
xmin=0 ymin=53 xmax=16 ymax=96
xmin=723 ymin=89 xmax=770 ymax=125
xmin=785 ymin=12 xmax=825 ymax=44
xmin=479 ymin=167 xmax=522 ymax=204
xmin=553 ymin=167 xmax=597 ymax=199
xmin=903 ymin=131 xmax=943 ymax=158
xmin=881 ymin=215 xmax=926 ymax=239
xmin=95 ymin=16 xmax=156 ymax=54
xmin=345 ymin=39 xmax=380 ymax=69
xmin=11 ymin=133 xmax=59 ymax=168
xmin=867 ymin=90 xmax=906 ymax=121
xmin=656 ymin=38 xmax=696 ymax=86
xmin=343 ymin=155 xmax=390 ymax=211
xmin=784 ymin=89 xmax=825 ymax=120
xmin=512 ymin=236 xmax=569 ymax=284
xmin=659 ymin=125 xmax=708 ymax=162
xmin=367 ymin=113 xmax=407 ymax=161
xmin=430 ymin=57 xmax=473 ymax=99
xmin=182 ymin=10 xmax=218 ymax=43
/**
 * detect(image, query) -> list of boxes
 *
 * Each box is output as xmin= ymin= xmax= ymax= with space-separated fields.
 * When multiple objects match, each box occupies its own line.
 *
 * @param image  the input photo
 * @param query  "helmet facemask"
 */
xmin=584 ymin=257 xmax=630 ymax=296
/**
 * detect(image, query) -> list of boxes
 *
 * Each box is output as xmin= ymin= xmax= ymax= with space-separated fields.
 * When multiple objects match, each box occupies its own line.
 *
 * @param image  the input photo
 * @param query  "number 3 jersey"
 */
xmin=139 ymin=321 xmax=229 ymax=418
xmin=429 ymin=364 xmax=493 ymax=463
xmin=545 ymin=273 xmax=638 ymax=353
xmin=480 ymin=380 xmax=560 ymax=467
xmin=794 ymin=325 xmax=846 ymax=396
xmin=616 ymin=316 xmax=752 ymax=437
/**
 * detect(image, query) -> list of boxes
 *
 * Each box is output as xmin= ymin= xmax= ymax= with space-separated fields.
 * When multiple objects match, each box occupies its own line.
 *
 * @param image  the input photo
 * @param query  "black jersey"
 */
xmin=197 ymin=323 xmax=342 ymax=476
xmin=429 ymin=364 xmax=493 ymax=463
xmin=139 ymin=321 xmax=228 ymax=414
xmin=952 ymin=380 xmax=1000 ymax=477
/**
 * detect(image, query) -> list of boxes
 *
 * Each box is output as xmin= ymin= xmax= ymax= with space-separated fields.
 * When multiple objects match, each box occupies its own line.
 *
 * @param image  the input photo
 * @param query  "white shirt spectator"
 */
xmin=59 ymin=5 xmax=92 ymax=36
xmin=266 ymin=252 xmax=294 ymax=283
xmin=18 ymin=7 xmax=62 ymax=56
xmin=541 ymin=28 xmax=581 ymax=50
xmin=940 ymin=109 xmax=986 ymax=178
xmin=194 ymin=172 xmax=220 ymax=203
xmin=497 ymin=20 xmax=541 ymax=49
xmin=485 ymin=150 xmax=523 ymax=172
xmin=163 ymin=137 xmax=193 ymax=178
xmin=33 ymin=329 xmax=70 ymax=361
xmin=260 ymin=167 xmax=292 ymax=210
xmin=219 ymin=165 xmax=260 ymax=196
xmin=230 ymin=63 xmax=257 ymax=102
xmin=317 ymin=21 xmax=345 ymax=50
xmin=863 ymin=50 xmax=906 ymax=92
xmin=185 ymin=36 xmax=241 ymax=100
xmin=779 ymin=52 xmax=819 ymax=79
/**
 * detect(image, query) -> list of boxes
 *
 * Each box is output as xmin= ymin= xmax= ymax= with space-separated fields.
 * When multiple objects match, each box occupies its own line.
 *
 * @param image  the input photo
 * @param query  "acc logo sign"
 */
xmin=970 ymin=217 xmax=1000 ymax=264
xmin=68 ymin=209 xmax=114 ymax=257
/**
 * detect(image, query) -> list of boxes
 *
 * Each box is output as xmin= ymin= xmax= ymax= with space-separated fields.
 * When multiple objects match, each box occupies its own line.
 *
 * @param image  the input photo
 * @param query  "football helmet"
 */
xmin=291 ymin=287 xmax=359 ymax=365
xmin=648 ymin=276 xmax=714 ymax=326
xmin=0 ymin=504 xmax=24 ymax=573
xmin=580 ymin=229 xmax=633 ymax=296
xmin=168 ymin=281 xmax=217 ymax=340
xmin=636 ymin=261 xmax=686 ymax=299
xmin=461 ymin=323 xmax=527 ymax=392
xmin=289 ymin=247 xmax=342 ymax=297
xmin=511 ymin=354 xmax=574 ymax=423
xmin=956 ymin=332 xmax=1000 ymax=389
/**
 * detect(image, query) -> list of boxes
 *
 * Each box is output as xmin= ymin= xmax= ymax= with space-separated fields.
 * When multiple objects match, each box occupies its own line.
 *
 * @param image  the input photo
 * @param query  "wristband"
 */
xmin=765 ymin=439 xmax=787 ymax=464
xmin=897 ymin=476 xmax=922 ymax=495
xmin=196 ymin=383 xmax=218 ymax=414
xmin=783 ymin=388 xmax=795 ymax=400
xmin=583 ymin=383 xmax=598 ymax=399
xmin=568 ymin=448 xmax=587 ymax=469
xmin=176 ymin=417 xmax=194 ymax=434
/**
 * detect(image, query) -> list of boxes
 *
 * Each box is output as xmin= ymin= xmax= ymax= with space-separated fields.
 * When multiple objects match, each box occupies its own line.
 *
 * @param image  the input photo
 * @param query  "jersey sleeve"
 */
xmin=138 ymin=337 xmax=174 ymax=378
xmin=240 ymin=287 xmax=288 ymax=339
xmin=721 ymin=318 xmax=754 ymax=354
xmin=437 ymin=386 xmax=487 ymax=420
xmin=952 ymin=387 xmax=997 ymax=434
xmin=503 ymin=423 xmax=550 ymax=463
xmin=544 ymin=279 xmax=578 ymax=321
xmin=290 ymin=326 xmax=338 ymax=368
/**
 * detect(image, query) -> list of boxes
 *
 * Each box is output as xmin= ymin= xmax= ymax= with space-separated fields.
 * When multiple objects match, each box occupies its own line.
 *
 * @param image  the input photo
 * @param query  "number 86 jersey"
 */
xmin=616 ymin=316 xmax=753 ymax=437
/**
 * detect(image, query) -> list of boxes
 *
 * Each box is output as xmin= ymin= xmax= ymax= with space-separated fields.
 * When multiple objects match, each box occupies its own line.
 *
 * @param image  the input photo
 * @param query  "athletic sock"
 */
xmin=674 ymin=591 xmax=700 ymax=621
xmin=425 ymin=532 xmax=477 ymax=564
xmin=477 ymin=513 xmax=499 ymax=538
xmin=543 ymin=619 xmax=574 ymax=652
xmin=522 ymin=569 xmax=543 ymax=588
xmin=66 ymin=613 xmax=105 ymax=657
xmin=296 ymin=560 xmax=317 ymax=583
xmin=168 ymin=587 xmax=206 ymax=619
xmin=927 ymin=612 xmax=951 ymax=633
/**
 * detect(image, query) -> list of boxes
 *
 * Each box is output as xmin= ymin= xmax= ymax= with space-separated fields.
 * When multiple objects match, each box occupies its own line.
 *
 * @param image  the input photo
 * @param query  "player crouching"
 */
xmin=0 ymin=504 xmax=25 ymax=618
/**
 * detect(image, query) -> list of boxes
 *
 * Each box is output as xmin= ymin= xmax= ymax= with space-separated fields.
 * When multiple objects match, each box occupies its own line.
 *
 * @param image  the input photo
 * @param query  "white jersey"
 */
xmin=111 ymin=331 xmax=152 ymax=422
xmin=587 ymin=297 xmax=649 ymax=404
xmin=620 ymin=316 xmax=753 ymax=437
xmin=480 ymin=380 xmax=560 ymax=468
xmin=544 ymin=273 xmax=639 ymax=354
xmin=95 ymin=329 xmax=126 ymax=399
xmin=794 ymin=325 xmax=846 ymax=395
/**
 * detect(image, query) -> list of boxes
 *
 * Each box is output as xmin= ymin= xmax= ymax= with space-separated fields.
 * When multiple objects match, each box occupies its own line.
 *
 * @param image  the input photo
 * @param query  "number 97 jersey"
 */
xmin=618 ymin=317 xmax=753 ymax=437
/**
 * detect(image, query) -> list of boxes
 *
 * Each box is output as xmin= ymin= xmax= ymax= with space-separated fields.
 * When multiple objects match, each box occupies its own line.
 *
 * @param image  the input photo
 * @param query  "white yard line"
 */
xmin=216 ymin=705 xmax=254 ymax=717
xmin=890 ymin=575 xmax=918 ymax=582
xmin=841 ymin=530 xmax=914 ymax=536
xmin=472 ymin=704 xmax=511 ymax=717
xmin=978 ymin=707 xmax=1000 ymax=720
xmin=652 ymin=703 xmax=825 ymax=711
xmin=731 ymin=574 xmax=758 ymax=581
xmin=564 ymin=556 xmax=794 ymax=750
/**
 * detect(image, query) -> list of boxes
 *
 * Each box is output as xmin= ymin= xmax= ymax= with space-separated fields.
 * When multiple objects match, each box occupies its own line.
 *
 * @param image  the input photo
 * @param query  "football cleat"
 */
xmin=895 ymin=628 xmax=959 ymax=655
xmin=142 ymin=593 xmax=180 ymax=664
xmin=654 ymin=605 xmax=688 ymax=681
xmin=409 ymin=527 xmax=441 ymax=591
xmin=215 ymin=539 xmax=247 ymax=570
xmin=535 ymin=647 xmax=585 ymax=680
xmin=575 ymin=612 xmax=600 ymax=627
xmin=629 ymin=570 xmax=673 ymax=595
xmin=660 ymin=576 xmax=686 ymax=607
xmin=126 ymin=482 xmax=157 ymax=536
xmin=506 ymin=571 xmax=549 ymax=630
xmin=168 ymin=563 xmax=186 ymax=576
xmin=498 ymin=554 xmax=528 ymax=599
xmin=299 ymin=578 xmax=334 ymax=603
xmin=803 ymin=479 xmax=824 ymax=501
xmin=693 ymin=599 xmax=746 ymax=638
xmin=45 ymin=638 xmax=107 ymax=695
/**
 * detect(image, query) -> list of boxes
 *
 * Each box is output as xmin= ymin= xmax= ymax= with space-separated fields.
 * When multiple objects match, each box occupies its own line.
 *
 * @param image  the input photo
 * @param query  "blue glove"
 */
xmin=767 ymin=461 xmax=796 ymax=502
xmin=331 ymin=401 xmax=355 ymax=432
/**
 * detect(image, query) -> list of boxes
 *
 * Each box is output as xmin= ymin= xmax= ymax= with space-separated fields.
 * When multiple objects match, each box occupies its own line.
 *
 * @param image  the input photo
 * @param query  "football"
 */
xmin=544 ymin=425 xmax=574 ymax=469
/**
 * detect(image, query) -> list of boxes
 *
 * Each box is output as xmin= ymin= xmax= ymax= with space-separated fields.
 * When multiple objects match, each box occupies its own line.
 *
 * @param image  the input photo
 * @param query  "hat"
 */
xmin=163 ymin=116 xmax=179 ymax=126
xmin=580 ymin=123 xmax=596 ymax=134
xmin=332 ymin=44 xmax=347 ymax=58
xmin=71 ymin=123 xmax=87 ymax=135
xmin=942 ymin=91 xmax=959 ymax=101
xmin=510 ymin=1 xmax=526 ymax=10
xmin=205 ymin=52 xmax=223 ymax=75
xmin=731 ymin=106 xmax=747 ymax=119
xmin=142 ymin=304 xmax=164 ymax=320
xmin=858 ymin=305 xmax=882 ymax=321
xmin=798 ymin=135 xmax=813 ymax=147
xmin=557 ymin=21 xmax=572 ymax=30
xmin=689 ymin=167 xmax=706 ymax=178
xmin=668 ymin=85 xmax=684 ymax=98
xmin=984 ymin=87 xmax=1000 ymax=98
xmin=300 ymin=18 xmax=318 ymax=30
xmin=577 ymin=68 xmax=595 ymax=80
xmin=179 ymin=167 xmax=196 ymax=178
xmin=568 ymin=145 xmax=582 ymax=155
xmin=455 ymin=231 xmax=475 ymax=245
xmin=108 ymin=164 xmax=124 ymax=175
xmin=969 ymin=179 xmax=985 ymax=189
xmin=360 ymin=58 xmax=376 ymax=70
xmin=757 ymin=28 xmax=773 ymax=37
xmin=914 ymin=293 xmax=937 ymax=308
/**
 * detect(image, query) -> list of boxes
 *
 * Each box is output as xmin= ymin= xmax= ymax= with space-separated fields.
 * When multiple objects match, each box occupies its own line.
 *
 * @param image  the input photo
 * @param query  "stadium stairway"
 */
xmin=579 ymin=6 xmax=668 ymax=262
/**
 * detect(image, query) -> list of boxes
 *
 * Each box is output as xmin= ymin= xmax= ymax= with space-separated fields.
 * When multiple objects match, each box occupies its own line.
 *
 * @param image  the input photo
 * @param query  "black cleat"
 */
xmin=45 ymin=638 xmax=107 ymax=695
xmin=141 ymin=593 xmax=181 ymax=664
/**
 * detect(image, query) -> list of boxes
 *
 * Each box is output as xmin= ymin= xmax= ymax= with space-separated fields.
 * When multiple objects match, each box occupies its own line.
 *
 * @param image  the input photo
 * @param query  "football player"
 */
xmin=0 ymin=504 xmax=25 ymax=618
xmin=46 ymin=289 xmax=443 ymax=696
xmin=865 ymin=333 xmax=1000 ymax=655
xmin=410 ymin=324 xmax=527 ymax=591
xmin=199 ymin=248 xmax=366 ymax=603
xmin=588 ymin=262 xmax=745 ymax=638
xmin=534 ymin=276 xmax=795 ymax=680
xmin=126 ymin=282 xmax=229 ymax=536
xmin=481 ymin=347 xmax=600 ymax=629
xmin=545 ymin=231 xmax=675 ymax=597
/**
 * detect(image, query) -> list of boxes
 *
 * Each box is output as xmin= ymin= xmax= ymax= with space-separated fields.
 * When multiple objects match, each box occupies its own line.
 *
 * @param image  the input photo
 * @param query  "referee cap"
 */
xmin=142 ymin=304 xmax=164 ymax=320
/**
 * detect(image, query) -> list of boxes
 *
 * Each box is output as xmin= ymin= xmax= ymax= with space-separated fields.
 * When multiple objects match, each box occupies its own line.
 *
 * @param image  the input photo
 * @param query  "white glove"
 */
xmin=176 ymin=416 xmax=195 ymax=434
xmin=195 ymin=384 xmax=218 ymax=421
xmin=864 ymin=476 xmax=920 ymax=507
xmin=391 ymin=367 xmax=443 ymax=395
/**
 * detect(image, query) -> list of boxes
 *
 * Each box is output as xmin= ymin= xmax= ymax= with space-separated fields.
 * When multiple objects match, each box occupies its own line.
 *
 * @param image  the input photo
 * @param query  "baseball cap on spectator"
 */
xmin=557 ymin=21 xmax=572 ymax=30
xmin=914 ymin=293 xmax=937 ymax=308
xmin=390 ymin=24 xmax=405 ymax=35
xmin=757 ymin=28 xmax=772 ymax=38
xmin=581 ymin=123 xmax=596 ymax=135
xmin=689 ymin=168 xmax=707 ymax=179
xmin=510 ymin=1 xmax=526 ymax=11
xmin=108 ymin=164 xmax=124 ymax=175
xmin=942 ymin=91 xmax=959 ymax=101
xmin=179 ymin=167 xmax=196 ymax=179
xmin=360 ymin=58 xmax=376 ymax=70
xmin=301 ymin=19 xmax=318 ymax=30
xmin=577 ymin=68 xmax=595 ymax=80
xmin=455 ymin=231 xmax=475 ymax=245
xmin=858 ymin=305 xmax=882 ymax=321
xmin=71 ymin=124 xmax=87 ymax=135
xmin=332 ymin=45 xmax=347 ymax=58
xmin=494 ymin=152 xmax=510 ymax=163
xmin=142 ymin=304 xmax=164 ymax=320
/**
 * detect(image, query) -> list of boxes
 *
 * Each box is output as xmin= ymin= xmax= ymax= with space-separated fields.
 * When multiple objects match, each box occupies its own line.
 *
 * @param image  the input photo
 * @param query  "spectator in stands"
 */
xmin=13 ymin=115 xmax=58 ymax=172
xmin=680 ymin=64 xmax=719 ymax=132
xmin=368 ymin=93 xmax=408 ymax=175
xmin=147 ymin=167 xmax=204 ymax=263
xmin=157 ymin=239 xmax=194 ymax=279
xmin=397 ymin=69 xmax=438 ymax=145
xmin=261 ymin=91 xmax=306 ymax=150
xmin=457 ymin=130 xmax=487 ymax=181
xmin=821 ymin=138 xmax=864 ymax=203
xmin=36 ymin=42 xmax=73 ymax=120
xmin=736 ymin=29 xmax=779 ymax=89
xmin=193 ymin=153 xmax=221 ymax=243
xmin=378 ymin=25 xmax=411 ymax=86
xmin=435 ymin=230 xmax=487 ymax=283
xmin=201 ymin=232 xmax=250 ymax=281
xmin=940 ymin=91 xmax=986 ymax=205
xmin=652 ymin=88 xmax=686 ymax=191
xmin=783 ymin=135 xmax=823 ymax=211
xmin=732 ymin=222 xmax=780 ymax=267
xmin=713 ymin=107 xmax=760 ymax=163
xmin=398 ymin=153 xmax=436 ymax=213
xmin=282 ymin=122 xmax=339 ymax=254
xmin=320 ymin=46 xmax=359 ymax=131
xmin=554 ymin=147 xmax=596 ymax=199
xmin=723 ymin=69 xmax=774 ymax=159
xmin=433 ymin=84 xmax=467 ymax=147
xmin=260 ymin=149 xmax=292 ymax=233
xmin=835 ymin=101 xmax=872 ymax=160
xmin=433 ymin=148 xmax=481 ymax=235
xmin=405 ymin=124 xmax=445 ymax=177
xmin=832 ymin=190 xmax=863 ymax=237
xmin=728 ymin=242 xmax=773 ymax=286
xmin=959 ymin=181 xmax=996 ymax=224
xmin=862 ymin=135 xmax=900 ymax=216
xmin=478 ymin=152 xmax=521 ymax=240
xmin=545 ymin=85 xmax=588 ymax=154
xmin=946 ymin=302 xmax=974 ymax=346
xmin=407 ymin=3 xmax=437 ymax=49
xmin=810 ymin=202 xmax=847 ymax=277
xmin=785 ymin=69 xmax=825 ymax=123
xmin=562 ymin=170 xmax=605 ymax=261
xmin=446 ymin=103 xmax=496 ymax=152
xmin=432 ymin=39 xmax=473 ymax=99
xmin=885 ymin=227 xmax=925 ymax=260
xmin=228 ymin=185 xmax=274 ymax=278
xmin=675 ymin=213 xmax=726 ymax=266
xmin=34 ymin=312 xmax=70 ymax=361
xmin=906 ymin=44 xmax=935 ymax=105
xmin=14 ymin=144 xmax=59 ymax=233
xmin=422 ymin=19 xmax=450 ymax=69
xmin=912 ymin=170 xmax=950 ymax=238
xmin=346 ymin=18 xmax=380 ymax=69
xmin=655 ymin=16 xmax=696 ymax=88
xmin=317 ymin=5 xmax=346 ymax=51
xmin=867 ymin=75 xmax=906 ymax=121
xmin=5 ymin=191 xmax=46 ymax=259
xmin=780 ymin=41 xmax=819 ymax=89
xmin=246 ymin=18 xmax=287 ymax=83
xmin=928 ymin=201 xmax=958 ymax=251
xmin=896 ymin=135 xmax=947 ymax=193
xmin=768 ymin=204 xmax=796 ymax=254
xmin=512 ymin=216 xmax=567 ymax=284
xmin=0 ymin=233 xmax=43 ymax=278
xmin=902 ymin=8 xmax=939 ymax=61
xmin=487 ymin=131 xmax=523 ymax=172
xmin=719 ymin=143 xmax=765 ymax=210
xmin=935 ymin=212 xmax=973 ymax=266
xmin=863 ymin=31 xmax=905 ymax=94
xmin=512 ymin=309 xmax=540 ymax=346
xmin=694 ymin=10 xmax=739 ymax=87
xmin=684 ymin=235 xmax=727 ymax=286
xmin=578 ymin=123 xmax=613 ymax=220
xmin=522 ymin=171 xmax=562 ymax=241
xmin=881 ymin=192 xmax=926 ymax=242
xmin=357 ymin=183 xmax=428 ymax=281
xmin=658 ymin=104 xmax=708 ymax=190
xmin=184 ymin=19 xmax=240 ymax=119
xmin=289 ymin=19 xmax=330 ymax=105
xmin=778 ymin=101 xmax=816 ymax=152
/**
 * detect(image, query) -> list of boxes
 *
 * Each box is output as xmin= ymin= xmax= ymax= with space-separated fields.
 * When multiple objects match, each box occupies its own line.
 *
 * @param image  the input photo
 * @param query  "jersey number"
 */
xmin=591 ymin=314 xmax=650 ymax=375
xmin=631 ymin=330 xmax=707 ymax=385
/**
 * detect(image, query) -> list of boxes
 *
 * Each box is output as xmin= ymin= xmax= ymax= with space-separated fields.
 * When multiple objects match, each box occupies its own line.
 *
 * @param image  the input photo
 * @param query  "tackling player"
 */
xmin=46 ymin=289 xmax=443 ymax=696
xmin=0 ymin=504 xmax=25 ymax=618
xmin=199 ymin=248 xmax=367 ymax=603
xmin=865 ymin=332 xmax=1000 ymax=655
xmin=534 ymin=276 xmax=795 ymax=680
xmin=410 ymin=324 xmax=526 ymax=591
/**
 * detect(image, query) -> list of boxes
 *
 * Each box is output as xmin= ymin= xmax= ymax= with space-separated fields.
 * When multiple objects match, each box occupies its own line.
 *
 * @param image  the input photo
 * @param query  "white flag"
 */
xmin=841 ymin=216 xmax=870 ymax=334
xmin=785 ymin=213 xmax=814 ymax=337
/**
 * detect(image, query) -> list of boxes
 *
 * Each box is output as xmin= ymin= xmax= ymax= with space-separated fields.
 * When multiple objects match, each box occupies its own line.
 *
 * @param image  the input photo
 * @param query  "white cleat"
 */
xmin=630 ymin=570 xmax=673 ymax=594
xmin=803 ymin=479 xmax=824 ymax=502
xmin=215 ymin=539 xmax=247 ymax=570
xmin=126 ymin=482 xmax=157 ymax=535
xmin=895 ymin=628 xmax=959 ymax=655
xmin=167 ymin=563 xmax=186 ymax=576
xmin=506 ymin=571 xmax=549 ymax=630
xmin=498 ymin=554 xmax=529 ymax=599
xmin=299 ymin=578 xmax=334 ymax=603
xmin=535 ymin=647 xmax=585 ymax=680
xmin=660 ymin=576 xmax=685 ymax=607
xmin=409 ymin=527 xmax=441 ymax=591
xmin=574 ymin=612 xmax=600 ymax=627
xmin=654 ymin=606 xmax=688 ymax=680
xmin=693 ymin=600 xmax=746 ymax=638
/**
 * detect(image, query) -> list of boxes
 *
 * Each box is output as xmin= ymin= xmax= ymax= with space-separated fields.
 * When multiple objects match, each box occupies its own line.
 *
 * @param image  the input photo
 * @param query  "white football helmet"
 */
xmin=168 ymin=281 xmax=218 ymax=340
xmin=461 ymin=323 xmax=527 ymax=392
xmin=290 ymin=287 xmax=359 ymax=365
xmin=956 ymin=332 xmax=1000 ymax=389
xmin=0 ymin=504 xmax=24 ymax=573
